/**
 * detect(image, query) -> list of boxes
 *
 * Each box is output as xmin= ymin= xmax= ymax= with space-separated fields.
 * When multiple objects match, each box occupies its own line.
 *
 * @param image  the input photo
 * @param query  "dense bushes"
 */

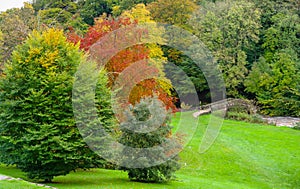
xmin=225 ymin=112 xmax=265 ymax=124
xmin=224 ymin=103 xmax=264 ymax=123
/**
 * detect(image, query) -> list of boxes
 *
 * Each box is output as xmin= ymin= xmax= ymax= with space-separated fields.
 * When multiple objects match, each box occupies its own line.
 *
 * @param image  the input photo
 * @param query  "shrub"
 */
xmin=227 ymin=104 xmax=249 ymax=114
xmin=226 ymin=112 xmax=265 ymax=124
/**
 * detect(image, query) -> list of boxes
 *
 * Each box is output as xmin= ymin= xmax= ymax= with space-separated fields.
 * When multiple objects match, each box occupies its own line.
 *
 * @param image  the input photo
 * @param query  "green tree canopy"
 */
xmin=77 ymin=0 xmax=113 ymax=25
xmin=112 ymin=0 xmax=155 ymax=16
xmin=191 ymin=0 xmax=261 ymax=97
xmin=0 ymin=3 xmax=37 ymax=70
xmin=245 ymin=11 xmax=300 ymax=116
xmin=245 ymin=49 xmax=300 ymax=116
xmin=0 ymin=28 xmax=114 ymax=181
xmin=32 ymin=0 xmax=78 ymax=13
xmin=148 ymin=0 xmax=197 ymax=30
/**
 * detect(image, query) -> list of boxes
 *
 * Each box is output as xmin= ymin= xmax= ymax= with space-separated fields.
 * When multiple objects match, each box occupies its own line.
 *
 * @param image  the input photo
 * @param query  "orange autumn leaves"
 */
xmin=67 ymin=15 xmax=177 ymax=111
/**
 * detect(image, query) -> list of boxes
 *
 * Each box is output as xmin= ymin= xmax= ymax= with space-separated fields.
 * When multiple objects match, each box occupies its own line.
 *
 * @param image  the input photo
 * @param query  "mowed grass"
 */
xmin=0 ymin=112 xmax=299 ymax=189
xmin=0 ymin=180 xmax=45 ymax=189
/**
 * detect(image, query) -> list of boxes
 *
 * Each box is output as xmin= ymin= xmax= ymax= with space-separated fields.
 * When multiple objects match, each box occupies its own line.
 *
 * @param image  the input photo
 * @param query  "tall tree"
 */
xmin=119 ymin=97 xmax=181 ymax=182
xmin=32 ymin=0 xmax=88 ymax=33
xmin=68 ymin=7 xmax=176 ymax=111
xmin=190 ymin=0 xmax=261 ymax=97
xmin=0 ymin=29 xmax=113 ymax=181
xmin=262 ymin=12 xmax=300 ymax=57
xmin=112 ymin=0 xmax=155 ymax=16
xmin=147 ymin=0 xmax=197 ymax=30
xmin=0 ymin=3 xmax=37 ymax=70
xmin=32 ymin=0 xmax=78 ymax=13
xmin=245 ymin=49 xmax=300 ymax=116
xmin=245 ymin=12 xmax=300 ymax=116
xmin=37 ymin=7 xmax=88 ymax=33
xmin=0 ymin=30 xmax=3 ymax=70
xmin=146 ymin=0 xmax=207 ymax=104
xmin=77 ymin=0 xmax=113 ymax=25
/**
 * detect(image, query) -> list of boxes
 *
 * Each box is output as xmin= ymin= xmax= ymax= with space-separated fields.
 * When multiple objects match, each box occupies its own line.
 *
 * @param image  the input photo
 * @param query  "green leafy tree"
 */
xmin=38 ymin=8 xmax=73 ymax=27
xmin=0 ymin=30 xmax=3 ymax=69
xmin=164 ymin=53 xmax=210 ymax=103
xmin=112 ymin=0 xmax=155 ymax=16
xmin=262 ymin=12 xmax=300 ymax=57
xmin=32 ymin=0 xmax=88 ymax=33
xmin=145 ymin=0 xmax=205 ymax=103
xmin=245 ymin=12 xmax=300 ymax=116
xmin=191 ymin=0 xmax=261 ymax=97
xmin=148 ymin=0 xmax=197 ymax=30
xmin=32 ymin=0 xmax=78 ymax=13
xmin=33 ymin=0 xmax=113 ymax=26
xmin=0 ymin=3 xmax=37 ymax=70
xmin=37 ymin=8 xmax=88 ymax=34
xmin=0 ymin=28 xmax=113 ymax=181
xmin=245 ymin=49 xmax=300 ymax=116
xmin=119 ymin=97 xmax=181 ymax=182
xmin=248 ymin=0 xmax=300 ymax=65
xmin=77 ymin=0 xmax=113 ymax=25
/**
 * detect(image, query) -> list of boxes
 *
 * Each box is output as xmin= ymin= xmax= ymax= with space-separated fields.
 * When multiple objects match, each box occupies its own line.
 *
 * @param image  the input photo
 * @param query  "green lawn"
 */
xmin=0 ymin=112 xmax=299 ymax=188
xmin=0 ymin=180 xmax=45 ymax=189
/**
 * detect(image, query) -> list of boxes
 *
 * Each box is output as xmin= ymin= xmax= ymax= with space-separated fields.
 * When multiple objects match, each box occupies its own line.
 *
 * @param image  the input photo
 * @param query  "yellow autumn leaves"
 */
xmin=17 ymin=29 xmax=80 ymax=70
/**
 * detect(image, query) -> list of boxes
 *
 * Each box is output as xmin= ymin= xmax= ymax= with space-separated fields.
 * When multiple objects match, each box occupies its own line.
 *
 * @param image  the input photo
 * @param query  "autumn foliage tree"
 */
xmin=68 ymin=5 xmax=176 ymax=111
xmin=147 ymin=0 xmax=197 ymax=29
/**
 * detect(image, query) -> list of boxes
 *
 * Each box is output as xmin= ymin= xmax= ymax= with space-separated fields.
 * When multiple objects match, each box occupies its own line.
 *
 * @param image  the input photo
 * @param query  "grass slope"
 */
xmin=0 ymin=113 xmax=299 ymax=188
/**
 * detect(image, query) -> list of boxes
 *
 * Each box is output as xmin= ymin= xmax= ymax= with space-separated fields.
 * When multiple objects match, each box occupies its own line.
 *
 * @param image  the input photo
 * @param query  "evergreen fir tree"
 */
xmin=119 ymin=97 xmax=181 ymax=183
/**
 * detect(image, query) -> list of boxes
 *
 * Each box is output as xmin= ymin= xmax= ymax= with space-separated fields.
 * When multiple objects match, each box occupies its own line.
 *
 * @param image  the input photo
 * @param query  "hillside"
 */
xmin=1 ymin=113 xmax=299 ymax=188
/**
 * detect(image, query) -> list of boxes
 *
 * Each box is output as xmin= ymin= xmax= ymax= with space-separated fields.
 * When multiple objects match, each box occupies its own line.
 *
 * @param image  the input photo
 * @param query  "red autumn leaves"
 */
xmin=67 ymin=16 xmax=177 ymax=112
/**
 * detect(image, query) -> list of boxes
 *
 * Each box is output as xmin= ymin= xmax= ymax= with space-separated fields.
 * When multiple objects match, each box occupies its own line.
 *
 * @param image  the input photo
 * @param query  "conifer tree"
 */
xmin=119 ymin=97 xmax=181 ymax=182
xmin=0 ymin=28 xmax=113 ymax=182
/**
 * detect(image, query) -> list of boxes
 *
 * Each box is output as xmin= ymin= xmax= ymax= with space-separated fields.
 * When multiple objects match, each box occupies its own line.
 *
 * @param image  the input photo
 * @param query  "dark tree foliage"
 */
xmin=245 ymin=11 xmax=300 ymax=116
xmin=163 ymin=46 xmax=210 ymax=103
xmin=32 ymin=0 xmax=78 ymax=13
xmin=77 ymin=0 xmax=113 ymax=25
xmin=113 ymin=0 xmax=156 ymax=16
xmin=119 ymin=97 xmax=181 ymax=182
